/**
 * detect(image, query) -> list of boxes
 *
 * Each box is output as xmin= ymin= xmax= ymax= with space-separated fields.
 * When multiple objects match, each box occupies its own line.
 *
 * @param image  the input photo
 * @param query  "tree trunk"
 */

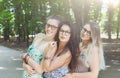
xmin=14 ymin=1 xmax=22 ymax=43
xmin=107 ymin=1 xmax=114 ymax=41
xmin=24 ymin=0 xmax=31 ymax=47
xmin=3 ymin=20 xmax=10 ymax=41
xmin=93 ymin=0 xmax=102 ymax=22
xmin=116 ymin=2 xmax=120 ymax=39
xmin=83 ymin=0 xmax=90 ymax=24
xmin=70 ymin=0 xmax=83 ymax=31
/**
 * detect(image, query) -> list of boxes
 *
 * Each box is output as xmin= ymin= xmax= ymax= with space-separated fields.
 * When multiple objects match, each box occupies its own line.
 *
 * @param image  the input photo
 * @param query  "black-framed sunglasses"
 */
xmin=46 ymin=23 xmax=58 ymax=30
xmin=59 ymin=29 xmax=71 ymax=36
xmin=81 ymin=28 xmax=91 ymax=36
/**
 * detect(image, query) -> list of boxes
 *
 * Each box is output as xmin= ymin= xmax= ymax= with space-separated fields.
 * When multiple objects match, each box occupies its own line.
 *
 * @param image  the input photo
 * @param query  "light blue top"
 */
xmin=23 ymin=44 xmax=44 ymax=78
xmin=27 ymin=44 xmax=44 ymax=63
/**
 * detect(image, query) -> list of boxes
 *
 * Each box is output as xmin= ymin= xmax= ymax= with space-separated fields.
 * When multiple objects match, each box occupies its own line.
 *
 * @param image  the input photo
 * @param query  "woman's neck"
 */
xmin=54 ymin=42 xmax=67 ymax=57
xmin=58 ymin=42 xmax=67 ymax=51
xmin=43 ymin=35 xmax=54 ymax=41
xmin=59 ymin=42 xmax=66 ymax=50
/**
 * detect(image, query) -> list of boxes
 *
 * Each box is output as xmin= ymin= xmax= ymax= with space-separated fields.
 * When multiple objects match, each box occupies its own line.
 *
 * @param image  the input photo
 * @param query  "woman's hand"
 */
xmin=21 ymin=53 xmax=29 ymax=64
xmin=46 ymin=41 xmax=57 ymax=58
xmin=49 ymin=41 xmax=57 ymax=49
xmin=23 ymin=63 xmax=35 ymax=76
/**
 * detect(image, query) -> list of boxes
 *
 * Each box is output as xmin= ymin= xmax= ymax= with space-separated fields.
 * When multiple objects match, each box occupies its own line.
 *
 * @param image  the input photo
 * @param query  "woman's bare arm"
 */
xmin=27 ymin=57 xmax=43 ymax=74
xmin=45 ymin=50 xmax=71 ymax=72
xmin=62 ymin=46 xmax=99 ymax=78
xmin=23 ymin=63 xmax=34 ymax=76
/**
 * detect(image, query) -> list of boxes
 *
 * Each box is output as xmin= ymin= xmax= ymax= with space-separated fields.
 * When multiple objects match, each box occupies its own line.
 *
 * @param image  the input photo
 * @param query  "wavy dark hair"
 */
xmin=54 ymin=21 xmax=80 ymax=72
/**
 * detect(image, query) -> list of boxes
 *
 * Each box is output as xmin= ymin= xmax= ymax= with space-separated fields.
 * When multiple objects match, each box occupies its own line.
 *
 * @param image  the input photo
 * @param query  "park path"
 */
xmin=0 ymin=45 xmax=23 ymax=78
xmin=0 ymin=45 xmax=120 ymax=78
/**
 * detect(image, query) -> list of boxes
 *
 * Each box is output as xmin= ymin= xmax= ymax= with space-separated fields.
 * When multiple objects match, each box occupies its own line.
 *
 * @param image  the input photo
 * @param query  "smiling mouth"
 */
xmin=46 ymin=31 xmax=51 ymax=34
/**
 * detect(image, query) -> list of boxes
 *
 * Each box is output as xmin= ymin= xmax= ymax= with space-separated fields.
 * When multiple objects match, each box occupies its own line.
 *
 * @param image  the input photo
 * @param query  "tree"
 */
xmin=107 ymin=1 xmax=114 ymax=41
xmin=70 ymin=0 xmax=83 ymax=31
xmin=83 ymin=0 xmax=90 ymax=24
xmin=0 ymin=0 xmax=13 ymax=41
xmin=13 ymin=0 xmax=23 ymax=42
xmin=116 ymin=1 xmax=120 ymax=39
xmin=93 ymin=0 xmax=102 ymax=22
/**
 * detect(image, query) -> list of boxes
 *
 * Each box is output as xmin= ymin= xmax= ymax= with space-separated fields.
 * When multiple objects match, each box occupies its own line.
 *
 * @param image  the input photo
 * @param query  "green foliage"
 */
xmin=0 ymin=0 xmax=120 ymax=42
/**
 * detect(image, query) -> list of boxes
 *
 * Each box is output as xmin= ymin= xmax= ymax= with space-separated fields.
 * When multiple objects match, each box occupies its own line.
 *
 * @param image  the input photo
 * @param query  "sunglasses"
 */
xmin=81 ymin=28 xmax=91 ymax=36
xmin=46 ymin=23 xmax=58 ymax=30
xmin=59 ymin=29 xmax=71 ymax=36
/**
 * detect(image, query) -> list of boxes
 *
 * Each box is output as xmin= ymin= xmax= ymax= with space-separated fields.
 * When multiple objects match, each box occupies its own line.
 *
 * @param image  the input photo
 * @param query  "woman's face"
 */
xmin=59 ymin=25 xmax=71 ymax=43
xmin=80 ymin=24 xmax=91 ymax=41
xmin=45 ymin=19 xmax=59 ymax=38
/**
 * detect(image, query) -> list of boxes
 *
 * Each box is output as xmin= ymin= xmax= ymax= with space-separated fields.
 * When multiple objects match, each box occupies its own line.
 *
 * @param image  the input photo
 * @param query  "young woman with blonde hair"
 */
xmin=63 ymin=22 xmax=105 ymax=78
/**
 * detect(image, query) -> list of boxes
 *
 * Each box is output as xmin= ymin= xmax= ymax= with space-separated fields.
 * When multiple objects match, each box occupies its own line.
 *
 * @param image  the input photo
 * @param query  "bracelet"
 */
xmin=22 ymin=54 xmax=27 ymax=62
xmin=25 ymin=55 xmax=30 ymax=64
xmin=44 ymin=56 xmax=52 ymax=60
xmin=23 ymin=54 xmax=29 ymax=64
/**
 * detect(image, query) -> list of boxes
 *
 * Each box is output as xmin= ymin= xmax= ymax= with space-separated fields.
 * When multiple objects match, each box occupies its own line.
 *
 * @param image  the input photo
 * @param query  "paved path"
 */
xmin=0 ymin=45 xmax=120 ymax=78
xmin=0 ymin=45 xmax=23 ymax=78
xmin=99 ymin=58 xmax=120 ymax=78
xmin=99 ymin=65 xmax=120 ymax=78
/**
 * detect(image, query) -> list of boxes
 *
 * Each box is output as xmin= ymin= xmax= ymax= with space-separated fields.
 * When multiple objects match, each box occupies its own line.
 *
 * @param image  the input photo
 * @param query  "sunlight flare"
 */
xmin=102 ymin=0 xmax=119 ymax=7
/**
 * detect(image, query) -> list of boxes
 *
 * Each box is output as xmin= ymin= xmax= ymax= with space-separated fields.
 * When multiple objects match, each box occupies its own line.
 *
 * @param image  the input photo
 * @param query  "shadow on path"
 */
xmin=0 ymin=45 xmax=120 ymax=78
xmin=0 ymin=45 xmax=23 ymax=78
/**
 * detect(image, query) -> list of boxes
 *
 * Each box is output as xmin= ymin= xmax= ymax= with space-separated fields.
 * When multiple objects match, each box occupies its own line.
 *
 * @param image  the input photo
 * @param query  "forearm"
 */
xmin=68 ymin=71 xmax=99 ymax=78
xmin=23 ymin=62 xmax=27 ymax=70
xmin=44 ymin=57 xmax=53 ymax=71
xmin=27 ymin=57 xmax=43 ymax=74
xmin=45 ymin=51 xmax=71 ymax=72
xmin=44 ymin=49 xmax=56 ymax=71
xmin=23 ymin=62 xmax=28 ymax=68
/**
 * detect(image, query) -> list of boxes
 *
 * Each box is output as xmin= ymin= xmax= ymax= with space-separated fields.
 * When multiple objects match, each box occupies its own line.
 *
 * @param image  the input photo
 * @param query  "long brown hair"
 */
xmin=54 ymin=21 xmax=80 ymax=72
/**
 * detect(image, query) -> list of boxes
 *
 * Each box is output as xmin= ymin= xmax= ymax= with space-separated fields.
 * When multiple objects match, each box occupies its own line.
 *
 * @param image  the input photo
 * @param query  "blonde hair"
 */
xmin=83 ymin=22 xmax=106 ymax=70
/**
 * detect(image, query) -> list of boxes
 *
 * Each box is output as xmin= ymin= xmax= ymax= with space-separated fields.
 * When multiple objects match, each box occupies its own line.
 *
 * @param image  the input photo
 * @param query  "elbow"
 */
xmin=36 ymin=69 xmax=43 ymax=74
xmin=45 ymin=66 xmax=54 ymax=72
xmin=86 ymin=74 xmax=98 ymax=78
xmin=92 ymin=75 xmax=98 ymax=78
xmin=35 ymin=66 xmax=44 ymax=74
xmin=91 ymin=71 xmax=99 ymax=78
xmin=45 ymin=67 xmax=52 ymax=72
xmin=38 ymin=71 xmax=43 ymax=74
xmin=91 ymin=75 xmax=98 ymax=78
xmin=44 ymin=64 xmax=52 ymax=72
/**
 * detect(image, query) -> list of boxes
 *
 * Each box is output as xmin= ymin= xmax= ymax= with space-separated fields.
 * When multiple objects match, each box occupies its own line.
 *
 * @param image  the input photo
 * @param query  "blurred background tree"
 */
xmin=0 ymin=0 xmax=120 ymax=46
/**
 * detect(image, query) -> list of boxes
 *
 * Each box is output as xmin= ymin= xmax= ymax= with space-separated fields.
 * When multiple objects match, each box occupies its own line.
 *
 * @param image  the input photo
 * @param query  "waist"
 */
xmin=43 ymin=67 xmax=69 ymax=78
